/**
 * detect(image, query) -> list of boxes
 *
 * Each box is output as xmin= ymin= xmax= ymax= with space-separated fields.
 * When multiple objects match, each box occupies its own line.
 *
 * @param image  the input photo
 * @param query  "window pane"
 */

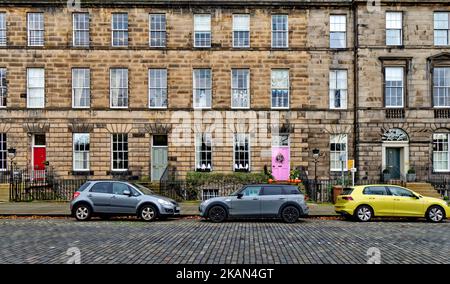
xmin=72 ymin=68 xmax=90 ymax=108
xmin=27 ymin=13 xmax=44 ymax=46
xmin=27 ymin=68 xmax=45 ymax=108
xmin=193 ymin=69 xmax=212 ymax=108
xmin=330 ymin=70 xmax=347 ymax=109
xmin=433 ymin=67 xmax=450 ymax=107
xmin=232 ymin=69 xmax=249 ymax=108
xmin=0 ymin=13 xmax=6 ymax=46
xmin=73 ymin=13 xmax=89 ymax=47
xmin=149 ymin=69 xmax=167 ymax=107
xmin=272 ymin=15 xmax=288 ymax=48
xmin=271 ymin=69 xmax=289 ymax=108
xmin=385 ymin=67 xmax=404 ymax=107
xmin=195 ymin=133 xmax=212 ymax=171
xmin=112 ymin=134 xmax=128 ymax=170
xmin=73 ymin=133 xmax=90 ymax=170
xmin=330 ymin=134 xmax=348 ymax=171
xmin=112 ymin=13 xmax=128 ymax=46
xmin=0 ymin=68 xmax=6 ymax=107
xmin=194 ymin=15 xmax=211 ymax=31
xmin=234 ymin=133 xmax=250 ymax=172
xmin=150 ymin=14 xmax=166 ymax=47
xmin=330 ymin=15 xmax=346 ymax=32
xmin=110 ymin=69 xmax=128 ymax=107
xmin=0 ymin=133 xmax=6 ymax=170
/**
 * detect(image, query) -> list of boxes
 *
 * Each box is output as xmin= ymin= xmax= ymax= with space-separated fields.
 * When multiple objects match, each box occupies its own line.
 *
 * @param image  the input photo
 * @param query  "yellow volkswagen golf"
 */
xmin=335 ymin=185 xmax=450 ymax=222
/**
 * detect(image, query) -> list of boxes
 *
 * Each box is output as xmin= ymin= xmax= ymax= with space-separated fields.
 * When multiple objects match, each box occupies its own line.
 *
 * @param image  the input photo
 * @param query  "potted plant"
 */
xmin=406 ymin=168 xmax=416 ymax=182
xmin=382 ymin=168 xmax=391 ymax=182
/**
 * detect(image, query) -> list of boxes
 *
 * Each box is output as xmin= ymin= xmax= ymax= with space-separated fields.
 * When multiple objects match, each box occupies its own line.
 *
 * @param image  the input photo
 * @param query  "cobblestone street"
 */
xmin=0 ymin=218 xmax=449 ymax=264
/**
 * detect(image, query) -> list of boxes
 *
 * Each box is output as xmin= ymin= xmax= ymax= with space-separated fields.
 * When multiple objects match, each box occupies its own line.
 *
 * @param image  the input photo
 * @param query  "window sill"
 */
xmin=70 ymin=170 xmax=94 ymax=176
xmin=196 ymin=169 xmax=212 ymax=172
xmin=234 ymin=169 xmax=250 ymax=173
xmin=107 ymin=170 xmax=132 ymax=176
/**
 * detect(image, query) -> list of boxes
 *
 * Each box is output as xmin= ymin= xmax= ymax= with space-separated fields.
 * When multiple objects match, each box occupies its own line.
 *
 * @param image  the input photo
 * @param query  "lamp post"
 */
xmin=7 ymin=148 xmax=16 ymax=183
xmin=312 ymin=148 xmax=320 ymax=200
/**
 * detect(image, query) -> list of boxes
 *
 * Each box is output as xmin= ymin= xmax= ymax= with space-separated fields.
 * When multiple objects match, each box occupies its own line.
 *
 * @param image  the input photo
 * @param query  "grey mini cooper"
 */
xmin=199 ymin=184 xmax=309 ymax=223
xmin=70 ymin=180 xmax=180 ymax=221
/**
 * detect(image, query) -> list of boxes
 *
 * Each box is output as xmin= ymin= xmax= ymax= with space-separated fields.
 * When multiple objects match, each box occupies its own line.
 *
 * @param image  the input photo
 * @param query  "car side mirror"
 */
xmin=237 ymin=193 xmax=243 ymax=199
xmin=123 ymin=190 xmax=132 ymax=196
xmin=414 ymin=194 xmax=421 ymax=199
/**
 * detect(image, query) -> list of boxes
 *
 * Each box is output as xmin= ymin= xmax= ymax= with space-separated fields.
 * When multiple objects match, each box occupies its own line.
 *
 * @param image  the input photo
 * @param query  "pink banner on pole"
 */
xmin=271 ymin=147 xmax=290 ymax=181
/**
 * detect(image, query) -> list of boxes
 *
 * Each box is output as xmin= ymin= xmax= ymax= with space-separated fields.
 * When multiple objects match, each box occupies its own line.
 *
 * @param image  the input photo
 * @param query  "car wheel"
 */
xmin=426 ymin=205 xmax=445 ymax=223
xmin=281 ymin=206 xmax=300 ymax=223
xmin=139 ymin=204 xmax=158 ymax=222
xmin=208 ymin=206 xmax=227 ymax=223
xmin=74 ymin=204 xmax=92 ymax=221
xmin=354 ymin=205 xmax=373 ymax=222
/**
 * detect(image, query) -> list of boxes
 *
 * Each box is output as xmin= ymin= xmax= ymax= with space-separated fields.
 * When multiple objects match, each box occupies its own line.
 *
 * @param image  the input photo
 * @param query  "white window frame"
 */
xmin=110 ymin=68 xmax=128 ymax=109
xmin=73 ymin=133 xmax=90 ymax=171
xmin=149 ymin=14 xmax=166 ymax=48
xmin=72 ymin=13 xmax=89 ymax=47
xmin=384 ymin=67 xmax=404 ymax=108
xmin=272 ymin=134 xmax=290 ymax=147
xmin=232 ymin=14 xmax=250 ymax=48
xmin=194 ymin=14 xmax=211 ymax=48
xmin=27 ymin=68 xmax=45 ymax=109
xmin=111 ymin=13 xmax=128 ymax=47
xmin=330 ymin=15 xmax=347 ymax=49
xmin=0 ymin=12 xmax=6 ymax=46
xmin=271 ymin=69 xmax=290 ymax=109
xmin=72 ymin=68 xmax=90 ymax=109
xmin=433 ymin=67 xmax=450 ymax=108
xmin=433 ymin=133 xmax=450 ymax=172
xmin=330 ymin=134 xmax=348 ymax=172
xmin=231 ymin=69 xmax=250 ymax=109
xmin=233 ymin=133 xmax=251 ymax=172
xmin=0 ymin=68 xmax=6 ymax=108
xmin=195 ymin=133 xmax=213 ymax=172
xmin=329 ymin=69 xmax=348 ymax=110
xmin=0 ymin=133 xmax=6 ymax=171
xmin=434 ymin=12 xmax=449 ymax=46
xmin=27 ymin=12 xmax=44 ymax=47
xmin=271 ymin=15 xmax=288 ymax=48
xmin=386 ymin=12 xmax=403 ymax=46
xmin=193 ymin=68 xmax=212 ymax=109
xmin=148 ymin=68 xmax=168 ymax=109
xmin=111 ymin=133 xmax=128 ymax=171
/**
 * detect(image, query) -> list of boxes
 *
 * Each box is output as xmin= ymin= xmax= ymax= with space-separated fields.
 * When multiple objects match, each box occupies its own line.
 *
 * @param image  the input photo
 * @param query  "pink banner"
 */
xmin=272 ymin=147 xmax=290 ymax=181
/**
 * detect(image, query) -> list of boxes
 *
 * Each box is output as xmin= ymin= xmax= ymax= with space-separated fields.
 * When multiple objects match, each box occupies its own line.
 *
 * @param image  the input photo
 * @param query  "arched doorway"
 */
xmin=381 ymin=128 xmax=409 ymax=179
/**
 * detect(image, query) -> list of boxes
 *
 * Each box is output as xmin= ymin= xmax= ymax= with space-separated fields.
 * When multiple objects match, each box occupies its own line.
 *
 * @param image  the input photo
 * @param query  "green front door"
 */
xmin=151 ymin=135 xmax=168 ymax=181
xmin=386 ymin=148 xmax=401 ymax=179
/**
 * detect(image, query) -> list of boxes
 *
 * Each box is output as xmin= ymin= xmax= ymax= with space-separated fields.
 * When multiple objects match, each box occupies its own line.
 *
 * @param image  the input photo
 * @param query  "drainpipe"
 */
xmin=353 ymin=1 xmax=360 ymax=181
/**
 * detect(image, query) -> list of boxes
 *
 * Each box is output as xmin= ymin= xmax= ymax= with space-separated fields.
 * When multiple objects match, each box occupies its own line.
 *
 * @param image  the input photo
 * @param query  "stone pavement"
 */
xmin=0 ymin=218 xmax=448 ymax=264
xmin=0 ymin=201 xmax=337 ymax=216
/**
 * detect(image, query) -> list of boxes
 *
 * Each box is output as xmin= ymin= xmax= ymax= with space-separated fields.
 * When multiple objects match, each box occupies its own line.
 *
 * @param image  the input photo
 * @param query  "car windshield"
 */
xmin=132 ymin=183 xmax=154 ymax=195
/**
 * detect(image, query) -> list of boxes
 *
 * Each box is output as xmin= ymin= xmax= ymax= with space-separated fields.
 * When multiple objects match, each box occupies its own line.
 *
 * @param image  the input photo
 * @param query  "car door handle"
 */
xmin=111 ymin=195 xmax=116 ymax=199
xmin=279 ymin=197 xmax=286 ymax=200
xmin=253 ymin=198 xmax=259 ymax=200
xmin=87 ymin=194 xmax=92 ymax=197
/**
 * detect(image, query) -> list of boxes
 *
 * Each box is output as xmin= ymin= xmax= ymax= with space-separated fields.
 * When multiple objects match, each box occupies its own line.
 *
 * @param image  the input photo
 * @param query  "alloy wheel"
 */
xmin=141 ymin=206 xmax=156 ymax=221
xmin=76 ymin=206 xmax=89 ymax=220
xmin=209 ymin=206 xmax=226 ymax=222
xmin=429 ymin=207 xmax=444 ymax=222
xmin=357 ymin=206 xmax=372 ymax=221
xmin=282 ymin=207 xmax=299 ymax=223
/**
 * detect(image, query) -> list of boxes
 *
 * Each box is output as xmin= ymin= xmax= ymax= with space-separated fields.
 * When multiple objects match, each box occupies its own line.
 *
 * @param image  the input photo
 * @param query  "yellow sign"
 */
xmin=347 ymin=159 xmax=354 ymax=169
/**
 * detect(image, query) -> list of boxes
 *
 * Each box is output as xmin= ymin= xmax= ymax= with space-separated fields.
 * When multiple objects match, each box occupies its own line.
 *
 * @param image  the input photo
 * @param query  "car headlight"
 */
xmin=158 ymin=199 xmax=172 ymax=206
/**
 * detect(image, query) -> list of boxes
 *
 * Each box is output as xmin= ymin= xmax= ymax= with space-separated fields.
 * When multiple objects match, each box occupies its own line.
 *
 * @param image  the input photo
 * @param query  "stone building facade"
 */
xmin=0 ymin=0 xmax=447 ymax=181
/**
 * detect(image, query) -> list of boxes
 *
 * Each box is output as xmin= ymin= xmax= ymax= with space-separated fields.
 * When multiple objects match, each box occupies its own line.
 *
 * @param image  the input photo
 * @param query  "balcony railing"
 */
xmin=434 ymin=109 xmax=450 ymax=119
xmin=385 ymin=108 xmax=405 ymax=119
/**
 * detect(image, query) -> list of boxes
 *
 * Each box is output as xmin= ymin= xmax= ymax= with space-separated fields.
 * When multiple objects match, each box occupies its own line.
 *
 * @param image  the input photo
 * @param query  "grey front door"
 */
xmin=152 ymin=135 xmax=168 ymax=181
xmin=230 ymin=186 xmax=262 ymax=216
xmin=386 ymin=148 xmax=401 ymax=179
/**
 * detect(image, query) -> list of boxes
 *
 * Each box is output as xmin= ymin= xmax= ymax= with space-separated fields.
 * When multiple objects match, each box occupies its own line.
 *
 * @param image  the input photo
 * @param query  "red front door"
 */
xmin=33 ymin=147 xmax=46 ymax=179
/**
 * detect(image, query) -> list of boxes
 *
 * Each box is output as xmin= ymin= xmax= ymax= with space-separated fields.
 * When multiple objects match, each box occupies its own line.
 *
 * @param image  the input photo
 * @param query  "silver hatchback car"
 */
xmin=199 ymin=184 xmax=309 ymax=223
xmin=70 ymin=180 xmax=180 ymax=221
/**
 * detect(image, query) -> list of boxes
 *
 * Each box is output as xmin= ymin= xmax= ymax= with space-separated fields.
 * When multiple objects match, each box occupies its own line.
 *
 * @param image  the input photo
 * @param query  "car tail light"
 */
xmin=342 ymin=196 xmax=353 ymax=201
xmin=72 ymin=192 xmax=80 ymax=200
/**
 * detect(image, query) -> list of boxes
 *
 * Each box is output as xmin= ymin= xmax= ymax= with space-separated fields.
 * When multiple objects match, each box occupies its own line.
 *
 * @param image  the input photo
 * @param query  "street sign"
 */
xmin=347 ymin=159 xmax=354 ymax=169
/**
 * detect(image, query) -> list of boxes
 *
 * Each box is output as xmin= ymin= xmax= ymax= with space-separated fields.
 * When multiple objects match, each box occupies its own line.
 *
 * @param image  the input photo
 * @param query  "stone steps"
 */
xmin=406 ymin=182 xmax=442 ymax=199
xmin=0 ymin=183 xmax=9 ymax=202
